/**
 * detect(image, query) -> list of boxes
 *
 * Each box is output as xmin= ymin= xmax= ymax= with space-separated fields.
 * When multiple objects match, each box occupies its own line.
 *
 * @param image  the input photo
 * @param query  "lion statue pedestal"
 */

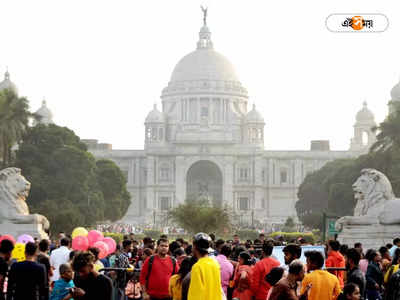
xmin=336 ymin=169 xmax=400 ymax=249
xmin=0 ymin=168 xmax=49 ymax=239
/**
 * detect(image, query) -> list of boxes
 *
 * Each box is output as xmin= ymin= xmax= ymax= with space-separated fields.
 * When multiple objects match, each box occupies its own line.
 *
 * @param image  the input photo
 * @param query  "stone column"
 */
xmin=175 ymin=156 xmax=186 ymax=205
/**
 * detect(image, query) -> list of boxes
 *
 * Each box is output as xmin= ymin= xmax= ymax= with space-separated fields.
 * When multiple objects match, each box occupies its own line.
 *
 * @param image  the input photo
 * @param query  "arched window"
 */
xmin=280 ymin=168 xmax=288 ymax=184
xmin=239 ymin=167 xmax=249 ymax=181
xmin=362 ymin=131 xmax=369 ymax=146
xmin=146 ymin=127 xmax=152 ymax=141
xmin=239 ymin=197 xmax=249 ymax=210
xmin=151 ymin=127 xmax=157 ymax=141
xmin=158 ymin=128 xmax=164 ymax=141
xmin=159 ymin=197 xmax=170 ymax=210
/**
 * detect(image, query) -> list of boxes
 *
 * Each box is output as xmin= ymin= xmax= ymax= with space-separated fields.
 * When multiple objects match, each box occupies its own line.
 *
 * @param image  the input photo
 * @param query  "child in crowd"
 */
xmin=125 ymin=272 xmax=142 ymax=300
xmin=50 ymin=263 xmax=75 ymax=300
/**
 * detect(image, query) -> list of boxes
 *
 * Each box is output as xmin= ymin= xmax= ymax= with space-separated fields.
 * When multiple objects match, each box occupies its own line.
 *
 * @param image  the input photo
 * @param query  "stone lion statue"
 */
xmin=0 ymin=167 xmax=50 ymax=230
xmin=336 ymin=168 xmax=400 ymax=230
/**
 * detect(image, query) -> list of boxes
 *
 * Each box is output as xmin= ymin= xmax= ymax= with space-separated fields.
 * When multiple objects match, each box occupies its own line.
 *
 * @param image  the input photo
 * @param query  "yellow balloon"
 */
xmin=12 ymin=243 xmax=26 ymax=262
xmin=72 ymin=227 xmax=88 ymax=239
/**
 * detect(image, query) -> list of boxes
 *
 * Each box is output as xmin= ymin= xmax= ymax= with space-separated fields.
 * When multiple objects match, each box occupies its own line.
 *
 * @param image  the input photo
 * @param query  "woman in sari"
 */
xmin=232 ymin=251 xmax=254 ymax=300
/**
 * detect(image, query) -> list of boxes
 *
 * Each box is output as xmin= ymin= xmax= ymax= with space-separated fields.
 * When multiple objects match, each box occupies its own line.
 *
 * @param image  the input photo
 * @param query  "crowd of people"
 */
xmin=1 ymin=232 xmax=400 ymax=300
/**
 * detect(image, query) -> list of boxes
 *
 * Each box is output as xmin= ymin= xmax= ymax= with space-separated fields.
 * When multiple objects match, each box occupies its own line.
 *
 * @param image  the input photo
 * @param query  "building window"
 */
xmin=143 ymin=169 xmax=147 ymax=183
xmin=239 ymin=168 xmax=249 ymax=181
xmin=146 ymin=127 xmax=152 ymax=141
xmin=239 ymin=197 xmax=249 ymax=210
xmin=201 ymin=106 xmax=209 ymax=118
xmin=160 ymin=197 xmax=170 ymax=210
xmin=151 ymin=128 xmax=157 ymax=141
xmin=280 ymin=169 xmax=288 ymax=184
xmin=160 ymin=167 xmax=170 ymax=181
xmin=159 ymin=128 xmax=164 ymax=141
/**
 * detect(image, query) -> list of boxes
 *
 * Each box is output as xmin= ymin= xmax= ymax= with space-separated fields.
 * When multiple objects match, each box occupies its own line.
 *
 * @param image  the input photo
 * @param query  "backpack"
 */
xmin=145 ymin=255 xmax=177 ymax=288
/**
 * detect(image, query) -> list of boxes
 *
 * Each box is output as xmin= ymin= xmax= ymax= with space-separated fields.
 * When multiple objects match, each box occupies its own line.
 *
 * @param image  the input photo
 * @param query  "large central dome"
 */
xmin=169 ymin=25 xmax=239 ymax=83
xmin=170 ymin=48 xmax=239 ymax=82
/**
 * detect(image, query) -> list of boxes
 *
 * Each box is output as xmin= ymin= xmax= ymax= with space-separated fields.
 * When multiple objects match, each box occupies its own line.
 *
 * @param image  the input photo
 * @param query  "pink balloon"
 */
xmin=87 ymin=230 xmax=104 ymax=247
xmin=72 ymin=236 xmax=89 ymax=251
xmin=93 ymin=241 xmax=109 ymax=259
xmin=16 ymin=234 xmax=34 ymax=244
xmin=0 ymin=234 xmax=16 ymax=245
xmin=102 ymin=237 xmax=116 ymax=254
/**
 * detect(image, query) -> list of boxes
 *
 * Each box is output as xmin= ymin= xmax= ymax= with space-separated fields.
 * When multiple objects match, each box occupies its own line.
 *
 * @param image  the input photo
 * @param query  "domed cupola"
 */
xmin=145 ymin=104 xmax=166 ymax=146
xmin=244 ymin=104 xmax=264 ymax=146
xmin=246 ymin=104 xmax=265 ymax=124
xmin=356 ymin=101 xmax=375 ymax=124
xmin=0 ymin=69 xmax=18 ymax=94
xmin=145 ymin=104 xmax=166 ymax=124
xmin=33 ymin=99 xmax=54 ymax=126
xmin=350 ymin=101 xmax=376 ymax=151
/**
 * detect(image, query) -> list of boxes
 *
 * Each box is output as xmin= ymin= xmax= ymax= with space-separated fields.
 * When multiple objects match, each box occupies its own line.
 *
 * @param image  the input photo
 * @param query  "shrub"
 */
xmin=269 ymin=232 xmax=315 ymax=244
xmin=143 ymin=230 xmax=162 ymax=240
xmin=235 ymin=229 xmax=259 ymax=241
xmin=103 ymin=232 xmax=124 ymax=243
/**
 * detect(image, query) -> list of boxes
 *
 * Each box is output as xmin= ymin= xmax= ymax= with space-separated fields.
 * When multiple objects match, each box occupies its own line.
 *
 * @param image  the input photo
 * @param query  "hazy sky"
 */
xmin=1 ymin=0 xmax=399 ymax=150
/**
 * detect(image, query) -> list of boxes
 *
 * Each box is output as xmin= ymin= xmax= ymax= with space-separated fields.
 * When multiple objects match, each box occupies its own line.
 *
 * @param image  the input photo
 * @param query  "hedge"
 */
xmin=269 ymin=232 xmax=316 ymax=244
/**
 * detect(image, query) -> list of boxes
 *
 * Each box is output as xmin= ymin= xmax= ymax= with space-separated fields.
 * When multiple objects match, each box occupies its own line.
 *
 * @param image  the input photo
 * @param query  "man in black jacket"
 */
xmin=346 ymin=248 xmax=366 ymax=300
xmin=7 ymin=242 xmax=49 ymax=300
xmin=72 ymin=251 xmax=113 ymax=300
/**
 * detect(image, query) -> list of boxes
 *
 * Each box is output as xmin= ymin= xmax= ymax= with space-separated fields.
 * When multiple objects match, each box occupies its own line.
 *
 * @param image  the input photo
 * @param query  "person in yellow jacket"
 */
xmin=187 ymin=233 xmax=224 ymax=300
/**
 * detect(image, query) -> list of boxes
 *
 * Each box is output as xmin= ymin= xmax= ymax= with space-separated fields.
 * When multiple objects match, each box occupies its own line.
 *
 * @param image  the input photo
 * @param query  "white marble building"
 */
xmin=6 ymin=16 xmax=400 ymax=227
xmin=79 ymin=21 xmax=380 ymax=227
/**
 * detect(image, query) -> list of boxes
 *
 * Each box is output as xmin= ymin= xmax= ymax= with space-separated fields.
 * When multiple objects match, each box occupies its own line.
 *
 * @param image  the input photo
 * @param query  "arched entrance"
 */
xmin=186 ymin=160 xmax=223 ymax=206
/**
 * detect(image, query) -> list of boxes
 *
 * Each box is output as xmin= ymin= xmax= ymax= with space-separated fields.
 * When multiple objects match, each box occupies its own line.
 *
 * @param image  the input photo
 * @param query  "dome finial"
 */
xmin=42 ymin=98 xmax=47 ymax=106
xmin=4 ymin=66 xmax=10 ymax=80
xmin=197 ymin=7 xmax=213 ymax=50
xmin=200 ymin=5 xmax=208 ymax=26
xmin=363 ymin=100 xmax=367 ymax=107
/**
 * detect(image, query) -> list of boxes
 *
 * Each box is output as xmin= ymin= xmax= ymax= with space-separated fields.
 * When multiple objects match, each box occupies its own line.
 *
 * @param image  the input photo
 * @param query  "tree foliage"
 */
xmin=296 ymin=104 xmax=400 ymax=230
xmin=169 ymin=198 xmax=232 ymax=234
xmin=15 ymin=124 xmax=130 ymax=234
xmin=0 ymin=89 xmax=30 ymax=167
xmin=282 ymin=217 xmax=296 ymax=232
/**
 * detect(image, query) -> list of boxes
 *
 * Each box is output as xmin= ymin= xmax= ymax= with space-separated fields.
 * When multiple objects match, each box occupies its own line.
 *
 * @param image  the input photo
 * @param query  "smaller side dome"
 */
xmin=356 ymin=101 xmax=375 ymax=123
xmin=391 ymin=80 xmax=400 ymax=101
xmin=246 ymin=104 xmax=264 ymax=123
xmin=33 ymin=99 xmax=54 ymax=125
xmin=0 ymin=70 xmax=18 ymax=94
xmin=145 ymin=104 xmax=166 ymax=123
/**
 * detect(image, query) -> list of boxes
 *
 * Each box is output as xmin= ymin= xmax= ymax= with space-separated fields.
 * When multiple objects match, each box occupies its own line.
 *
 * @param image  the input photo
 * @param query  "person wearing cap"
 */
xmin=187 ymin=233 xmax=223 ymax=300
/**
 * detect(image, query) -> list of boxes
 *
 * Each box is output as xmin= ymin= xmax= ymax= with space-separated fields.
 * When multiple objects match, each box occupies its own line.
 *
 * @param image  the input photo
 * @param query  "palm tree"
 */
xmin=0 ymin=89 xmax=30 ymax=167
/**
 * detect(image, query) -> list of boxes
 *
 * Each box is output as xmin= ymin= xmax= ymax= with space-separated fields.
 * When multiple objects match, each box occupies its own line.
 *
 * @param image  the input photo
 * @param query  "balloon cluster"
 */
xmin=71 ymin=227 xmax=116 ymax=259
xmin=0 ymin=233 xmax=36 ymax=262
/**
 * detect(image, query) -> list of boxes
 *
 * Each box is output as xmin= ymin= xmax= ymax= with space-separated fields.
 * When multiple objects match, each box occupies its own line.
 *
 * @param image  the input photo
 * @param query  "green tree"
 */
xmin=0 ymin=89 xmax=30 ymax=167
xmin=96 ymin=159 xmax=130 ymax=221
xmin=296 ymin=106 xmax=400 ymax=230
xmin=282 ymin=217 xmax=296 ymax=232
xmin=15 ymin=124 xmax=130 ymax=234
xmin=169 ymin=198 xmax=232 ymax=234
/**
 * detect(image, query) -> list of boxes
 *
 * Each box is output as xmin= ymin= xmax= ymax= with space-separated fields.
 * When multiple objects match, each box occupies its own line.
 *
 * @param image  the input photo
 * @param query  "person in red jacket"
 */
xmin=325 ymin=240 xmax=346 ymax=289
xmin=250 ymin=241 xmax=280 ymax=300
xmin=140 ymin=238 xmax=179 ymax=300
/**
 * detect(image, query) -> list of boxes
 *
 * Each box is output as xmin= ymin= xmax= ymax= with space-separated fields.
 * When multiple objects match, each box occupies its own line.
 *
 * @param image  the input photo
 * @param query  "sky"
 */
xmin=1 ymin=0 xmax=399 ymax=151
